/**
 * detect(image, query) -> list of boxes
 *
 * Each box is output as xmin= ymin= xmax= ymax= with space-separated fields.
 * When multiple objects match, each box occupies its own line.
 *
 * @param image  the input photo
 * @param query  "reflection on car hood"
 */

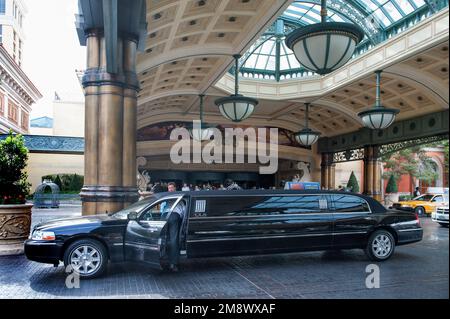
xmin=33 ymin=215 xmax=125 ymax=231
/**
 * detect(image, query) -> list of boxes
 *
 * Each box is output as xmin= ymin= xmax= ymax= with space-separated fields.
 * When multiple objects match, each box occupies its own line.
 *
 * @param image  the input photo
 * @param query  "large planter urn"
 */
xmin=0 ymin=204 xmax=33 ymax=256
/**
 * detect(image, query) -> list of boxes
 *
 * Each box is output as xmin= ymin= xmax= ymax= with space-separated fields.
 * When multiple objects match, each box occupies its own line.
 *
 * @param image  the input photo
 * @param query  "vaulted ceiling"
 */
xmin=137 ymin=0 xmax=292 ymax=119
xmin=136 ymin=1 xmax=449 ymax=139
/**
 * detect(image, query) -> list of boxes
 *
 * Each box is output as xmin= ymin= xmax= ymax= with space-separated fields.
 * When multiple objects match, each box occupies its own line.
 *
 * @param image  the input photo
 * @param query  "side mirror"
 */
xmin=128 ymin=212 xmax=138 ymax=221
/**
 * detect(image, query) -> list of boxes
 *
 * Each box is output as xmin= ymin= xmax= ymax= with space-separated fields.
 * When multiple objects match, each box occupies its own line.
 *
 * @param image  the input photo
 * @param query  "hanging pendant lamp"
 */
xmin=295 ymin=103 xmax=321 ymax=146
xmin=215 ymin=54 xmax=259 ymax=122
xmin=189 ymin=94 xmax=216 ymax=141
xmin=358 ymin=71 xmax=399 ymax=130
xmin=285 ymin=0 xmax=364 ymax=75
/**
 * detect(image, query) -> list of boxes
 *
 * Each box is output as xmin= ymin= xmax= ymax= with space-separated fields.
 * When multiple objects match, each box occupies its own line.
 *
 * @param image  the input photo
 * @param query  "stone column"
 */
xmin=321 ymin=153 xmax=335 ymax=190
xmin=80 ymin=30 xmax=139 ymax=215
xmin=372 ymin=146 xmax=382 ymax=202
xmin=328 ymin=163 xmax=336 ymax=190
xmin=364 ymin=146 xmax=382 ymax=201
xmin=122 ymin=39 xmax=138 ymax=208
xmin=82 ymin=31 xmax=101 ymax=215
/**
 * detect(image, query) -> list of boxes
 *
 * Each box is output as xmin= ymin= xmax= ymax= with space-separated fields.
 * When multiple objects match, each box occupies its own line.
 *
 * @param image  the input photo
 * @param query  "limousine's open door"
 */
xmin=124 ymin=196 xmax=183 ymax=268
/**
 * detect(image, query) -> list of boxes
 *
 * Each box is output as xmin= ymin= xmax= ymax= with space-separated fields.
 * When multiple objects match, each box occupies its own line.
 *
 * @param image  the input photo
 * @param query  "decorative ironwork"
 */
xmin=380 ymin=134 xmax=449 ymax=157
xmin=319 ymin=110 xmax=449 ymax=154
xmin=329 ymin=134 xmax=448 ymax=163
xmin=333 ymin=148 xmax=365 ymax=163
xmin=326 ymin=0 xmax=381 ymax=42
xmin=0 ymin=135 xmax=84 ymax=154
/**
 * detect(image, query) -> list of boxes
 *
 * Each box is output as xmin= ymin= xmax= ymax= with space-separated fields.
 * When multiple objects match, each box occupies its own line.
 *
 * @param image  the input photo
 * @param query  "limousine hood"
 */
xmin=33 ymin=215 xmax=126 ymax=232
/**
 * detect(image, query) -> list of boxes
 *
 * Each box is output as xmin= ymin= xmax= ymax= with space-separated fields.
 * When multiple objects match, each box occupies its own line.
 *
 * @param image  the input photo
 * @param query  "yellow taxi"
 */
xmin=392 ymin=194 xmax=448 ymax=216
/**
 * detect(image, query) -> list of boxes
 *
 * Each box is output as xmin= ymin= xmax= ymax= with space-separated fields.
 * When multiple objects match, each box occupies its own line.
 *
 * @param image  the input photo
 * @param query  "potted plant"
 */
xmin=0 ymin=130 xmax=32 ymax=256
xmin=384 ymin=174 xmax=399 ymax=206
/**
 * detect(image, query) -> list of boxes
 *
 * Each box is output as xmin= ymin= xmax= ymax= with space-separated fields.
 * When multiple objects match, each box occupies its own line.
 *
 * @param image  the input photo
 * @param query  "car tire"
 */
xmin=415 ymin=206 xmax=425 ymax=217
xmin=365 ymin=230 xmax=396 ymax=262
xmin=63 ymin=239 xmax=108 ymax=279
xmin=439 ymin=223 xmax=449 ymax=228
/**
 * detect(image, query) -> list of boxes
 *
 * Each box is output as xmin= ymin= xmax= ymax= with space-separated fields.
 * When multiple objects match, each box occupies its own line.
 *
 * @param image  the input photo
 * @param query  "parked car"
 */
xmin=431 ymin=205 xmax=449 ymax=227
xmin=392 ymin=194 xmax=448 ymax=216
xmin=25 ymin=190 xmax=423 ymax=279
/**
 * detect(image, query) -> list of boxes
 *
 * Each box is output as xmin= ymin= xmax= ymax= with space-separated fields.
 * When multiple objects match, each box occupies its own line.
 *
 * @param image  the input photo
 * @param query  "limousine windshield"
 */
xmin=110 ymin=196 xmax=156 ymax=219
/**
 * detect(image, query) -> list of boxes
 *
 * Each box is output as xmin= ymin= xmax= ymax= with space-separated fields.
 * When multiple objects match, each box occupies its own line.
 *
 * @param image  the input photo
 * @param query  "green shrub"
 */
xmin=385 ymin=175 xmax=398 ymax=194
xmin=346 ymin=171 xmax=360 ymax=193
xmin=41 ymin=174 xmax=84 ymax=193
xmin=399 ymin=195 xmax=413 ymax=201
xmin=54 ymin=175 xmax=63 ymax=190
xmin=0 ymin=130 xmax=31 ymax=204
xmin=70 ymin=174 xmax=84 ymax=191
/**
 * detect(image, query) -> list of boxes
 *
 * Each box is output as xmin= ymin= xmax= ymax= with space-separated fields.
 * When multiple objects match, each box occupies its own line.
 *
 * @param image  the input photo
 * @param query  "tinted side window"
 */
xmin=192 ymin=195 xmax=325 ymax=217
xmin=252 ymin=195 xmax=323 ymax=214
xmin=332 ymin=195 xmax=370 ymax=213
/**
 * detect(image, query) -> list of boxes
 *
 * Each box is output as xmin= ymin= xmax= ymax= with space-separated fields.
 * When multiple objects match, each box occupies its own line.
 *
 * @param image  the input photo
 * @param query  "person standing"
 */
xmin=166 ymin=199 xmax=186 ymax=272
xmin=160 ymin=182 xmax=177 ymax=217
xmin=181 ymin=183 xmax=190 ymax=192
xmin=167 ymin=182 xmax=177 ymax=192
xmin=413 ymin=187 xmax=421 ymax=198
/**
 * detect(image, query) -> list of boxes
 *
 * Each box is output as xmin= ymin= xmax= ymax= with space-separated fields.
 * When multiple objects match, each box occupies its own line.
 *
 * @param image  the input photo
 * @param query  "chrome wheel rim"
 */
xmin=372 ymin=234 xmax=392 ymax=258
xmin=70 ymin=245 xmax=102 ymax=275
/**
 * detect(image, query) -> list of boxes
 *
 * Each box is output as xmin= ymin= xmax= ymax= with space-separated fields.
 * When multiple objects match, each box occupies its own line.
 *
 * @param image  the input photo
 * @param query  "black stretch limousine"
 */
xmin=25 ymin=190 xmax=423 ymax=279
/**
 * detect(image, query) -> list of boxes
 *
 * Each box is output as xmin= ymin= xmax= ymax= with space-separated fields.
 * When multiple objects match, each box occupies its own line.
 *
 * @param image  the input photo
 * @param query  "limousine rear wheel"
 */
xmin=365 ymin=230 xmax=396 ymax=262
xmin=63 ymin=239 xmax=107 ymax=279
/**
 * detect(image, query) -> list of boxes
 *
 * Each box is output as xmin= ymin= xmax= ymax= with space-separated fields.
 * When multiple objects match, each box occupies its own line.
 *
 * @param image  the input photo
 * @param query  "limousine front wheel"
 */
xmin=365 ymin=230 xmax=396 ymax=261
xmin=63 ymin=239 xmax=108 ymax=279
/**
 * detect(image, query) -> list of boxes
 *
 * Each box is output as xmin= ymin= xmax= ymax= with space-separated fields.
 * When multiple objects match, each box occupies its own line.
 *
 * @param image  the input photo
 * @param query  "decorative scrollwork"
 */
xmin=0 ymin=135 xmax=84 ymax=153
xmin=137 ymin=157 xmax=151 ymax=192
xmin=333 ymin=148 xmax=365 ymax=163
xmin=0 ymin=214 xmax=31 ymax=240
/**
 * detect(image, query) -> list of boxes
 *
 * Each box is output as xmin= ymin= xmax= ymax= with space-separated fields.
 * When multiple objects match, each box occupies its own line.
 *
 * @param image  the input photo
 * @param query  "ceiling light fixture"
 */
xmin=214 ymin=54 xmax=258 ymax=122
xmin=358 ymin=71 xmax=399 ymax=130
xmin=295 ymin=103 xmax=321 ymax=146
xmin=285 ymin=0 xmax=364 ymax=75
xmin=189 ymin=94 xmax=216 ymax=141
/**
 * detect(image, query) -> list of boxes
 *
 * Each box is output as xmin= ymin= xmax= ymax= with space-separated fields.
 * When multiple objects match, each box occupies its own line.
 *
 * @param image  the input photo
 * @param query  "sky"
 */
xmin=22 ymin=0 xmax=86 ymax=119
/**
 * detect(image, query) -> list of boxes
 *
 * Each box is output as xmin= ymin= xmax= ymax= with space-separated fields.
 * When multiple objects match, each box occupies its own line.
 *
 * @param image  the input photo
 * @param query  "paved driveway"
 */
xmin=0 ymin=207 xmax=448 ymax=299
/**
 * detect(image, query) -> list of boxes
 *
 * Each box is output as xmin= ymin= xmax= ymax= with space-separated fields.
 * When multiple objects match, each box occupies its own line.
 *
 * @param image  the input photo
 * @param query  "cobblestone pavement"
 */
xmin=0 ymin=206 xmax=448 ymax=299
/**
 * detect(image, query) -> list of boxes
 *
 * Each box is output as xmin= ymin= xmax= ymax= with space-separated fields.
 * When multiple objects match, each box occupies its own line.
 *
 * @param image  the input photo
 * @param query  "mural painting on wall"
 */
xmin=137 ymin=122 xmax=307 ymax=148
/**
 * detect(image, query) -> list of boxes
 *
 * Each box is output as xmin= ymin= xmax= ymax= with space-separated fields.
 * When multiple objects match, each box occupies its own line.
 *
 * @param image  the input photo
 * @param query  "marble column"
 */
xmin=80 ymin=30 xmax=139 ymax=215
xmin=364 ymin=146 xmax=382 ymax=201
xmin=321 ymin=153 xmax=335 ymax=190
xmin=372 ymin=147 xmax=382 ymax=202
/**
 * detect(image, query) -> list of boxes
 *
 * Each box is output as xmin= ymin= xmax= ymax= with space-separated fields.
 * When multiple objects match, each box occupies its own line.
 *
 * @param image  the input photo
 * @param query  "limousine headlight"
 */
xmin=31 ymin=231 xmax=56 ymax=241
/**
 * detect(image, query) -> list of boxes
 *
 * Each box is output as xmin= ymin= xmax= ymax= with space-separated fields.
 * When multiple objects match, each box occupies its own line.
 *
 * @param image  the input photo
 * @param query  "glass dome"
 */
xmin=238 ymin=0 xmax=442 ymax=81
